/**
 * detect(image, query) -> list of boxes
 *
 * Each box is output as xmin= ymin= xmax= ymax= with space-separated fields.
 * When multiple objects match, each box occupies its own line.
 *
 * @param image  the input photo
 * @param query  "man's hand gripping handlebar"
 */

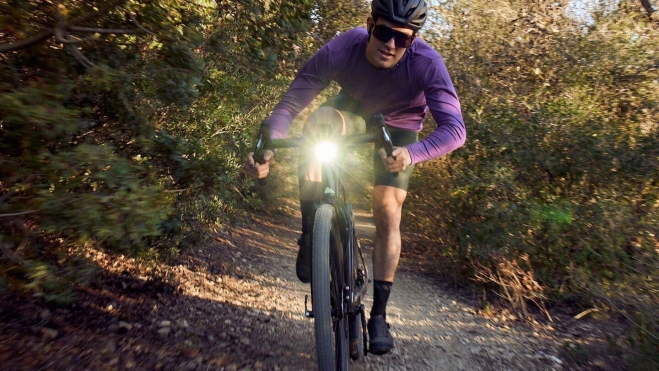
xmin=243 ymin=114 xmax=403 ymax=185
xmin=374 ymin=114 xmax=412 ymax=175
xmin=244 ymin=121 xmax=274 ymax=186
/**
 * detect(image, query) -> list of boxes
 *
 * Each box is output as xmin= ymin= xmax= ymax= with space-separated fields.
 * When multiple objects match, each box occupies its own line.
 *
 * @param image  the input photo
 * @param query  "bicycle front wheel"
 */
xmin=312 ymin=204 xmax=349 ymax=371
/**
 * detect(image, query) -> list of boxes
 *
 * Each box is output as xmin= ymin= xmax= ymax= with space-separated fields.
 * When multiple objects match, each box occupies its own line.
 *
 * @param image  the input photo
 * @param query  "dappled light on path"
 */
xmin=0 ymin=202 xmax=567 ymax=371
xmin=224 ymin=208 xmax=567 ymax=370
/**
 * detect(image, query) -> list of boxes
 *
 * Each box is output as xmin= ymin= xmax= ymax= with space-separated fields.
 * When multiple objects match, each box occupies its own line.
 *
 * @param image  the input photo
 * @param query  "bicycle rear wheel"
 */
xmin=312 ymin=204 xmax=349 ymax=371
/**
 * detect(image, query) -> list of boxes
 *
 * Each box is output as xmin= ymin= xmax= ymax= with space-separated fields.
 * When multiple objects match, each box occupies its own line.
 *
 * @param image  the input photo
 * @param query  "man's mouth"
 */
xmin=379 ymin=49 xmax=394 ymax=58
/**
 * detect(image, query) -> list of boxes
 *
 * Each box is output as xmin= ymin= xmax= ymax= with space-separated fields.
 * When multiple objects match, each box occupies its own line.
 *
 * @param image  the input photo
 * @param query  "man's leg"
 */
xmin=372 ymin=185 xmax=407 ymax=283
xmin=367 ymin=126 xmax=417 ymax=355
xmin=367 ymin=184 xmax=406 ymax=355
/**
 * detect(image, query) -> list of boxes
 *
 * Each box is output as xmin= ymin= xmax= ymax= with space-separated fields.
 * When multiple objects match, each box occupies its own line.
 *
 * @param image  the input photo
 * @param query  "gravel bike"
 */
xmin=253 ymin=114 xmax=396 ymax=370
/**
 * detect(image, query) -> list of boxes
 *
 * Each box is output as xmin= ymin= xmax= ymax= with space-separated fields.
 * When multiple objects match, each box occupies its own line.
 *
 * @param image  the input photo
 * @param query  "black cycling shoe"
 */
xmin=296 ymin=235 xmax=311 ymax=283
xmin=367 ymin=315 xmax=394 ymax=355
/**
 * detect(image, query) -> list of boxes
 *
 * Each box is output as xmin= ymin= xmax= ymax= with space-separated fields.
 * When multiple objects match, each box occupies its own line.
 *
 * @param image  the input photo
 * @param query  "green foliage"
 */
xmin=0 ymin=0 xmax=319 ymax=302
xmin=410 ymin=0 xmax=658 ymax=366
xmin=21 ymin=256 xmax=98 ymax=306
xmin=311 ymin=0 xmax=370 ymax=42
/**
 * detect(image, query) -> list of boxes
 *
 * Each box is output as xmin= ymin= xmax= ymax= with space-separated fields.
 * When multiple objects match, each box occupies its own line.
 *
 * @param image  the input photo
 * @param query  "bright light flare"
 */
xmin=314 ymin=141 xmax=338 ymax=163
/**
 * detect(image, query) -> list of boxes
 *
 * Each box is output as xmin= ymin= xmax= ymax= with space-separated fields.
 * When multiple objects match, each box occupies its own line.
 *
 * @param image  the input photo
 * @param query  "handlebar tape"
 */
xmin=374 ymin=114 xmax=399 ymax=177
xmin=252 ymin=122 xmax=270 ymax=186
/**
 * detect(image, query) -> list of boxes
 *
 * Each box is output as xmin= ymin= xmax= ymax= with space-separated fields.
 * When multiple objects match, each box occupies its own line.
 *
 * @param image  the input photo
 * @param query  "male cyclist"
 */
xmin=245 ymin=0 xmax=465 ymax=355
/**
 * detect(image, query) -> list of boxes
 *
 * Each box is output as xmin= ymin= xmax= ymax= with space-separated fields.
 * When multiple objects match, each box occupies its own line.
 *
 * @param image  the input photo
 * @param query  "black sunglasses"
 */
xmin=371 ymin=24 xmax=415 ymax=48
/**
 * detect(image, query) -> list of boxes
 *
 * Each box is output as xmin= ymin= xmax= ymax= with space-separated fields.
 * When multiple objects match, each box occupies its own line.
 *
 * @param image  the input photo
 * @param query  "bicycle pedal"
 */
xmin=304 ymin=294 xmax=314 ymax=318
xmin=356 ymin=268 xmax=366 ymax=287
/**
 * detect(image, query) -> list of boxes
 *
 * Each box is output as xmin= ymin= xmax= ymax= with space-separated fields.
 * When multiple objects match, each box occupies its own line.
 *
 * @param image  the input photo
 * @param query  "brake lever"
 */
xmin=374 ymin=114 xmax=399 ymax=177
xmin=252 ymin=121 xmax=270 ymax=186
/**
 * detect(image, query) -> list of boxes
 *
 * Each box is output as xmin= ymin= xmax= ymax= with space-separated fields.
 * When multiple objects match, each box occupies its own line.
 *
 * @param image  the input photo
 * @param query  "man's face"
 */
xmin=365 ymin=17 xmax=415 ymax=69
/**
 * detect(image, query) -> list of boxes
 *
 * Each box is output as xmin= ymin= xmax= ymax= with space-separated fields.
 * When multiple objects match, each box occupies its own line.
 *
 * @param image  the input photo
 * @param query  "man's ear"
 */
xmin=366 ymin=17 xmax=373 ymax=32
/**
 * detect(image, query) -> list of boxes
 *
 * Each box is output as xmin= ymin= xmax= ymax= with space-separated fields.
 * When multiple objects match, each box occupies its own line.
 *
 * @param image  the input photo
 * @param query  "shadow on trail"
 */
xmin=0 ymin=204 xmax=566 ymax=371
xmin=0 ymin=267 xmax=317 ymax=371
xmin=0 ymin=211 xmax=319 ymax=371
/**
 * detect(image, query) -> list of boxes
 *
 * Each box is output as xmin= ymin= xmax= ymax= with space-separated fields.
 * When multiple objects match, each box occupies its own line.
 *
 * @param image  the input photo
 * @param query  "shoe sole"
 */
xmin=369 ymin=345 xmax=393 ymax=355
xmin=369 ymin=338 xmax=393 ymax=355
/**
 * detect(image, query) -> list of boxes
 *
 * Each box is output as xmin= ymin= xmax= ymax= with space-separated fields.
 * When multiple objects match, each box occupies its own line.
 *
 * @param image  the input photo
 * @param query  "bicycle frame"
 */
xmin=253 ymin=114 xmax=395 ymax=369
xmin=319 ymin=155 xmax=368 ymax=315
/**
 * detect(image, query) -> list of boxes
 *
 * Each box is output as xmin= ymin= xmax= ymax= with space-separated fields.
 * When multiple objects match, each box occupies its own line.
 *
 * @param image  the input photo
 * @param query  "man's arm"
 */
xmin=406 ymin=56 xmax=466 ymax=164
xmin=267 ymin=42 xmax=338 ymax=139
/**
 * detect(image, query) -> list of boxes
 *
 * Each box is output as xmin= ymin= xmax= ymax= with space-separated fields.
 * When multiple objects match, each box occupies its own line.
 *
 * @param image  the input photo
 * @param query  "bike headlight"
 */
xmin=314 ymin=141 xmax=338 ymax=163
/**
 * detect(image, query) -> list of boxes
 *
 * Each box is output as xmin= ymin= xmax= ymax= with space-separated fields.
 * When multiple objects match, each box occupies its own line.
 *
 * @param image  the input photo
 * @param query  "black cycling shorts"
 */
xmin=319 ymin=94 xmax=419 ymax=191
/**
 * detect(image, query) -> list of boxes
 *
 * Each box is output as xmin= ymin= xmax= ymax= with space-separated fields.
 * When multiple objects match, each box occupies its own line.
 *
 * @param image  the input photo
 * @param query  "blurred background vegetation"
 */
xmin=1 ymin=0 xmax=657 ymax=369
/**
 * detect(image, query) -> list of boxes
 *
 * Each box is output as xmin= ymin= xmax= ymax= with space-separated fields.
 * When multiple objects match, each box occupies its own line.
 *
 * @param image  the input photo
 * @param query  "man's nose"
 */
xmin=384 ymin=36 xmax=396 ymax=48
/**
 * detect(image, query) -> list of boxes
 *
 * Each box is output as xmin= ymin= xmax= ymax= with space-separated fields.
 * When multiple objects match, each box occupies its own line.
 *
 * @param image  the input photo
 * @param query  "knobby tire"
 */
xmin=312 ymin=204 xmax=349 ymax=371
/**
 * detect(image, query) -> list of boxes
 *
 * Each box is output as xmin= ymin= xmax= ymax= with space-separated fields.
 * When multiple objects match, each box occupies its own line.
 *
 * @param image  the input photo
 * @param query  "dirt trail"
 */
xmin=207 ymin=204 xmax=567 ymax=371
xmin=0 ymin=202 xmax=573 ymax=371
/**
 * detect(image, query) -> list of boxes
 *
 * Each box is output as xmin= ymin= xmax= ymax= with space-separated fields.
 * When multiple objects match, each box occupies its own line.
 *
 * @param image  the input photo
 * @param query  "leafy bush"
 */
xmin=0 ymin=0 xmax=316 ymax=300
xmin=410 ymin=1 xmax=658 ymax=367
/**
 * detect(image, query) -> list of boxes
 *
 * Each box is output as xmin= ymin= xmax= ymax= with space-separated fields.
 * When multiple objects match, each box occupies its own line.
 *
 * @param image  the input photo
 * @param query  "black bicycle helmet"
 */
xmin=371 ymin=0 xmax=428 ymax=31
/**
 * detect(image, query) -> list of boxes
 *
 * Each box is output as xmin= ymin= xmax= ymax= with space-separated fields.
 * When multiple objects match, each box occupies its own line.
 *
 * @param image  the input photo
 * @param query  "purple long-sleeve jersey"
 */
xmin=268 ymin=27 xmax=465 ymax=165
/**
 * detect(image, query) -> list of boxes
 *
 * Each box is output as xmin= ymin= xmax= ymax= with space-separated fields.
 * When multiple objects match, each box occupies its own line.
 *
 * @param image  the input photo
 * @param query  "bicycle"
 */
xmin=252 ymin=114 xmax=396 ymax=370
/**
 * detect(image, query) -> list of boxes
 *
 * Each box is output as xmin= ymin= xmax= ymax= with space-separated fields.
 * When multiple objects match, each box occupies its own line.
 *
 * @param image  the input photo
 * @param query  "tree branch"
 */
xmin=128 ymin=13 xmax=157 ymax=36
xmin=0 ymin=0 xmax=132 ymax=54
xmin=54 ymin=26 xmax=81 ymax=44
xmin=0 ymin=209 xmax=46 ymax=218
xmin=0 ymin=31 xmax=53 ymax=53
xmin=639 ymin=0 xmax=656 ymax=17
xmin=0 ymin=199 xmax=78 ymax=218
xmin=65 ymin=43 xmax=95 ymax=69
xmin=67 ymin=25 xmax=144 ymax=35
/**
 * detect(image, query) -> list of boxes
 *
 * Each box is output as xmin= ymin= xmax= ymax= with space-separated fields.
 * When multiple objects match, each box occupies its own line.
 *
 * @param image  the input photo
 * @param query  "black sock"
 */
xmin=370 ymin=280 xmax=393 ymax=318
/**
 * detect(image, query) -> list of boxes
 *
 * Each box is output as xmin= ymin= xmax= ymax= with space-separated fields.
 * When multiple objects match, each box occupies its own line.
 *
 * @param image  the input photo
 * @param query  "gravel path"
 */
xmin=211 ymin=205 xmax=567 ymax=371
xmin=0 ymin=200 xmax=570 ymax=371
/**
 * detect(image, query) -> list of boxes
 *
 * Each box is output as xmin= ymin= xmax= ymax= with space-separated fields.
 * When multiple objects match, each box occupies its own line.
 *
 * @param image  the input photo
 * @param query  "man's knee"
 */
xmin=373 ymin=186 xmax=406 ymax=223
xmin=373 ymin=186 xmax=407 ymax=209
